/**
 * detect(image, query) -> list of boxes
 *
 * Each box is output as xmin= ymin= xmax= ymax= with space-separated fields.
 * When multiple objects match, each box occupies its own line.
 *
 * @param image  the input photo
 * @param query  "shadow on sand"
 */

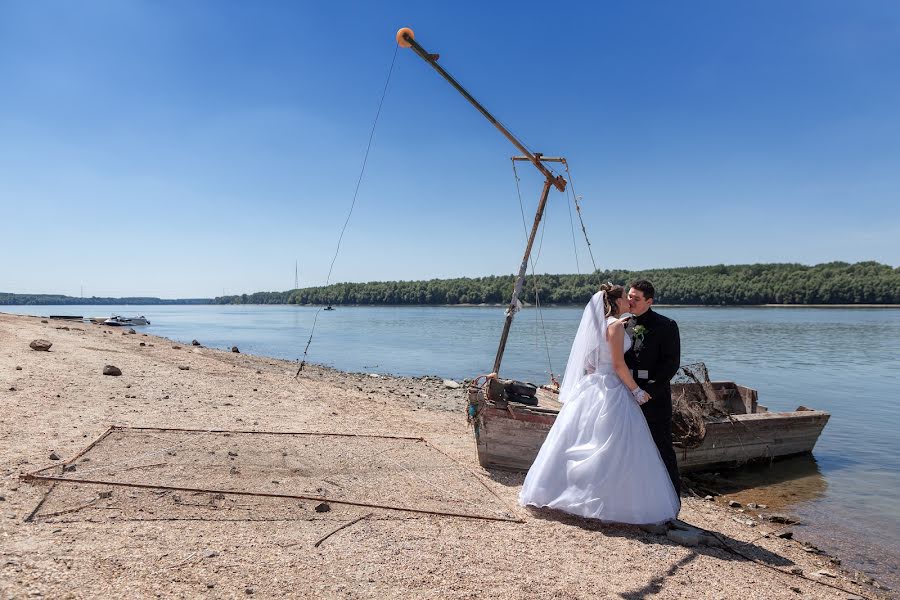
xmin=524 ymin=506 xmax=796 ymax=599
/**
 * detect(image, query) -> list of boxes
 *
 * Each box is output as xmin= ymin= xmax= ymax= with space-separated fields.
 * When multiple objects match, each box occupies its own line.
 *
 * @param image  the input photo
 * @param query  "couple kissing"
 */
xmin=519 ymin=280 xmax=682 ymax=525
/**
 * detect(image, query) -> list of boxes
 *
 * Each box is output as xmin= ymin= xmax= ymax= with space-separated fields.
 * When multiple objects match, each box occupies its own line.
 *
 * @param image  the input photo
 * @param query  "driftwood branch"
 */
xmin=119 ymin=462 xmax=167 ymax=473
xmin=314 ymin=512 xmax=373 ymax=548
xmin=32 ymin=496 xmax=100 ymax=520
xmin=164 ymin=551 xmax=199 ymax=569
xmin=24 ymin=482 xmax=58 ymax=523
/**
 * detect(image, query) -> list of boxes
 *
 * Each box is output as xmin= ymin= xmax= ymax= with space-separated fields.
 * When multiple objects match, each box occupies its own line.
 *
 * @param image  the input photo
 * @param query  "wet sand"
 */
xmin=0 ymin=312 xmax=892 ymax=599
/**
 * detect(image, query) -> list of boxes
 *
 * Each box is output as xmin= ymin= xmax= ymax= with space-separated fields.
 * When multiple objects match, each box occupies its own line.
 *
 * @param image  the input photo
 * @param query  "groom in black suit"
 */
xmin=624 ymin=280 xmax=682 ymax=498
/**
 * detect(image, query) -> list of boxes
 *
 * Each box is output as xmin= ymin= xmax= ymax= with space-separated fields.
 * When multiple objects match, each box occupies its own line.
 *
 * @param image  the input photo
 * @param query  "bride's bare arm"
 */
xmin=607 ymin=321 xmax=651 ymax=403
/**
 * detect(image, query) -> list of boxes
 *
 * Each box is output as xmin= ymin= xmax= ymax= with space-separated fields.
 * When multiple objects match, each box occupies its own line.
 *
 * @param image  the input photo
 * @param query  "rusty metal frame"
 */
xmin=21 ymin=425 xmax=523 ymax=524
xmin=28 ymin=425 xmax=117 ymax=477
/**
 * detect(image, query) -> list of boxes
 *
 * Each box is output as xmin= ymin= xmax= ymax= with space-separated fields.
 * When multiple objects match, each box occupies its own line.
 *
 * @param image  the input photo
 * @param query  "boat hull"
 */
xmin=104 ymin=316 xmax=150 ymax=326
xmin=469 ymin=384 xmax=829 ymax=473
xmin=675 ymin=410 xmax=829 ymax=471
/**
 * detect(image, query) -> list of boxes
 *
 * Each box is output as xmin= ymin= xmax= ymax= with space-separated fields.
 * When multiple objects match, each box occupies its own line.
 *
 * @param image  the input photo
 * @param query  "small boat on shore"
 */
xmin=467 ymin=381 xmax=830 ymax=473
xmin=104 ymin=315 xmax=150 ymax=327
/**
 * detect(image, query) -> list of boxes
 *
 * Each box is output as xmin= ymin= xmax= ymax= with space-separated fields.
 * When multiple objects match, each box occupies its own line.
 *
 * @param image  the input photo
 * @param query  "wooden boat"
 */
xmin=467 ymin=381 xmax=830 ymax=473
xmin=395 ymin=32 xmax=831 ymax=476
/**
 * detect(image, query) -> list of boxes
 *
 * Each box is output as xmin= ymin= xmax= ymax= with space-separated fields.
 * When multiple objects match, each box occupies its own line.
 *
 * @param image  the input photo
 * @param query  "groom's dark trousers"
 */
xmin=624 ymin=308 xmax=682 ymax=498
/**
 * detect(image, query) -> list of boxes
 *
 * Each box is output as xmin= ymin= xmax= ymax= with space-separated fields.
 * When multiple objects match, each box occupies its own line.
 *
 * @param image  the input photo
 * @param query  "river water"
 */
xmin=3 ymin=304 xmax=898 ymax=587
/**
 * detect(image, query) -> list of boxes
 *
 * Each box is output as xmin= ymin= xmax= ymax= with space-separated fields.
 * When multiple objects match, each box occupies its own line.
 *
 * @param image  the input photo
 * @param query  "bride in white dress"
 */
xmin=519 ymin=284 xmax=680 ymax=524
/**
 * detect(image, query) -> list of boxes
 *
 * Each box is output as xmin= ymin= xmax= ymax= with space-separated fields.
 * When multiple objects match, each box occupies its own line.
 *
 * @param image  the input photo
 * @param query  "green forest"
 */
xmin=3 ymin=262 xmax=896 ymax=307
xmin=214 ymin=262 xmax=899 ymax=306
xmin=0 ymin=294 xmax=209 ymax=306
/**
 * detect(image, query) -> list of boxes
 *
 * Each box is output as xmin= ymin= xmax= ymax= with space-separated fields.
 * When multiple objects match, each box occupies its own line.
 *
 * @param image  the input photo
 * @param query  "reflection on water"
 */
xmin=704 ymin=454 xmax=828 ymax=508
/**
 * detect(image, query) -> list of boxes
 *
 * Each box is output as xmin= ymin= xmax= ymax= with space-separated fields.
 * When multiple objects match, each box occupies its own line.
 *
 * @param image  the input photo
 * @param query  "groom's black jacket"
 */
xmin=624 ymin=308 xmax=681 ymax=424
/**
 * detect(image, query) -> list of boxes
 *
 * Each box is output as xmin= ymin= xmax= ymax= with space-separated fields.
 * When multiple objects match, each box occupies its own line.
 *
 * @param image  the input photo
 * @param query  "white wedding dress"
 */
xmin=519 ymin=291 xmax=680 ymax=524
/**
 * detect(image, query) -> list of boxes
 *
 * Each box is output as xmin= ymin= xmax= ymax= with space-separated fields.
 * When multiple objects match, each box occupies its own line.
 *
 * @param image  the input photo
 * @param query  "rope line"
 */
xmin=510 ymin=160 xmax=555 ymax=381
xmin=562 ymin=160 xmax=598 ymax=274
xmin=565 ymin=177 xmax=581 ymax=274
xmin=296 ymin=43 xmax=400 ymax=376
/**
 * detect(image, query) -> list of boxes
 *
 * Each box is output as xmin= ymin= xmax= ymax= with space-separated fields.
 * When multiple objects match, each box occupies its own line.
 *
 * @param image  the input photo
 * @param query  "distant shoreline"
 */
xmin=3 ymin=302 xmax=899 ymax=313
xmin=5 ymin=262 xmax=898 ymax=307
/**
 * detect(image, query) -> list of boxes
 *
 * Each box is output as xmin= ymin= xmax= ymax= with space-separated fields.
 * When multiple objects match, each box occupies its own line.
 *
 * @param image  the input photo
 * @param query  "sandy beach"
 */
xmin=0 ymin=312 xmax=891 ymax=599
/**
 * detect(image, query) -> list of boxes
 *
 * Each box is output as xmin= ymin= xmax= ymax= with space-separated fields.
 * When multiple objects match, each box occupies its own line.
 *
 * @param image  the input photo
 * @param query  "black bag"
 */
xmin=506 ymin=391 xmax=539 ymax=406
xmin=487 ymin=378 xmax=539 ymax=405
xmin=505 ymin=380 xmax=537 ymax=397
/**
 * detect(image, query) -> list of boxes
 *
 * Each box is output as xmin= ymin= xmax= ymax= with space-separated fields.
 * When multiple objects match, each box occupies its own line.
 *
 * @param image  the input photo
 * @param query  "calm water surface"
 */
xmin=4 ymin=304 xmax=899 ymax=586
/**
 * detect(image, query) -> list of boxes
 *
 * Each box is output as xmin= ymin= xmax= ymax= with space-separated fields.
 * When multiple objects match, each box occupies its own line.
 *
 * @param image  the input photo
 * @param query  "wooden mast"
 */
xmin=397 ymin=27 xmax=567 ymax=377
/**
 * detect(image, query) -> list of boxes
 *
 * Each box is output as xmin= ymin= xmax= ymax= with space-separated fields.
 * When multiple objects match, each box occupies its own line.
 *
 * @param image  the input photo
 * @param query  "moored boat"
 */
xmin=467 ymin=381 xmax=830 ymax=473
xmin=104 ymin=315 xmax=150 ymax=326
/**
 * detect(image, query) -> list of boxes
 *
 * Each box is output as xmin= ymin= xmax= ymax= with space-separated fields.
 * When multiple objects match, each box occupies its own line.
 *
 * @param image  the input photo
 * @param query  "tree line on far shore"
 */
xmin=3 ymin=262 xmax=895 ymax=307
xmin=0 ymin=294 xmax=209 ymax=306
xmin=214 ymin=262 xmax=899 ymax=306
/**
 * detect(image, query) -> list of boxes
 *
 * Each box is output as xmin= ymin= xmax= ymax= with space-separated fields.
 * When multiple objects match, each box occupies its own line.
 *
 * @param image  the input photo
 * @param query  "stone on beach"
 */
xmin=192 ymin=340 xmax=201 ymax=346
xmin=639 ymin=523 xmax=668 ymax=535
xmin=767 ymin=513 xmax=799 ymax=524
xmin=231 ymin=346 xmax=240 ymax=353
xmin=30 ymin=339 xmax=52 ymax=351
xmin=666 ymin=529 xmax=700 ymax=546
xmin=102 ymin=365 xmax=122 ymax=376
xmin=776 ymin=530 xmax=794 ymax=539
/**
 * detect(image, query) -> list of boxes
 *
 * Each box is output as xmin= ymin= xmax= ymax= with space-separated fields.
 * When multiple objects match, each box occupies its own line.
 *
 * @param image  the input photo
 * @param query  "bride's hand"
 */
xmin=631 ymin=388 xmax=651 ymax=405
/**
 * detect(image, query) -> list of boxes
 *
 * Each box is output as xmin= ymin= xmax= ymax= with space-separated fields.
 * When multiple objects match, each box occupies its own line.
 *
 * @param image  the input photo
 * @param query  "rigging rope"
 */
xmin=511 ymin=160 xmax=556 ymax=382
xmin=296 ymin=42 xmax=400 ymax=376
xmin=562 ymin=160 xmax=599 ymax=274
xmin=565 ymin=176 xmax=581 ymax=274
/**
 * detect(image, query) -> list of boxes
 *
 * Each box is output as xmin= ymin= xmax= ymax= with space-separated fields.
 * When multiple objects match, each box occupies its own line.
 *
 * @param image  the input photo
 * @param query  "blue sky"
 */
xmin=1 ymin=1 xmax=898 ymax=298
